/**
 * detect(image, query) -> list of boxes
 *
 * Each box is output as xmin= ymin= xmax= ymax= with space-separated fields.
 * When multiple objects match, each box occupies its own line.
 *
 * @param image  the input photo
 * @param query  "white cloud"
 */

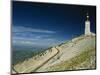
xmin=12 ymin=26 xmax=61 ymax=47
xmin=13 ymin=26 xmax=56 ymax=34
xmin=12 ymin=35 xmax=60 ymax=47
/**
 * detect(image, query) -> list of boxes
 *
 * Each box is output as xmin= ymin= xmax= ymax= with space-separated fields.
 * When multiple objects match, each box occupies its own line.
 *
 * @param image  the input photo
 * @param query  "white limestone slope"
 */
xmin=12 ymin=35 xmax=96 ymax=74
xmin=36 ymin=35 xmax=95 ymax=72
xmin=13 ymin=47 xmax=59 ymax=73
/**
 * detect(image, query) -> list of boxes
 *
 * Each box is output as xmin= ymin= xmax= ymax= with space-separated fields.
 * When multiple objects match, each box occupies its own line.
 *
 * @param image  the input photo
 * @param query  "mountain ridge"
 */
xmin=12 ymin=34 xmax=96 ymax=74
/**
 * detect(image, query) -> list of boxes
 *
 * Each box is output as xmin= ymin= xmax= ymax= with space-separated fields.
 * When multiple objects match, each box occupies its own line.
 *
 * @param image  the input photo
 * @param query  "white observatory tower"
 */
xmin=85 ymin=13 xmax=91 ymax=35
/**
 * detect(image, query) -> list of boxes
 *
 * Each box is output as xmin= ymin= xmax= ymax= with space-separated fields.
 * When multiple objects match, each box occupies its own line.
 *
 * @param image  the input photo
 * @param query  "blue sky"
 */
xmin=12 ymin=1 xmax=96 ymax=49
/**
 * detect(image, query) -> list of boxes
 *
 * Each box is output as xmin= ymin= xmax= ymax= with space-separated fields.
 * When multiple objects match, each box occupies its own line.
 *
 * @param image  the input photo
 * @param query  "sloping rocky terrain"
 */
xmin=12 ymin=35 xmax=96 ymax=74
